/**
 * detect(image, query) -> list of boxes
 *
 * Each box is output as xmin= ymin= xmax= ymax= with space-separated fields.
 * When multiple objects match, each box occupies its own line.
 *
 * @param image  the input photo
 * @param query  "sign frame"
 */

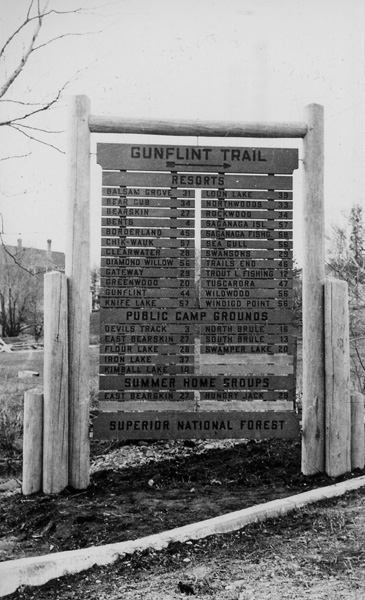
xmin=65 ymin=97 xmax=325 ymax=490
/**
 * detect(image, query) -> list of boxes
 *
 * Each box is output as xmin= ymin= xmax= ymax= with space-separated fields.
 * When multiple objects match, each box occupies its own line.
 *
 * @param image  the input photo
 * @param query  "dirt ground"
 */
xmin=2 ymin=438 xmax=365 ymax=599
xmin=0 ymin=438 xmax=348 ymax=561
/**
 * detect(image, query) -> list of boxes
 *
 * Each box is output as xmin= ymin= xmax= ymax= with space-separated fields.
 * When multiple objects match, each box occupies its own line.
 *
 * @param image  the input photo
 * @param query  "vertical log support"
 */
xmin=43 ymin=272 xmax=69 ymax=494
xmin=324 ymin=279 xmax=351 ymax=476
xmin=66 ymin=96 xmax=91 ymax=489
xmin=301 ymin=104 xmax=326 ymax=475
xmin=22 ymin=389 xmax=43 ymax=495
xmin=351 ymin=392 xmax=365 ymax=470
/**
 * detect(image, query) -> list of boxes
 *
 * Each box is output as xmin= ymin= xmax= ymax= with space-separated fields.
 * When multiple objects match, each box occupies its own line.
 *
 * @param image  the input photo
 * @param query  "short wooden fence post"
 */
xmin=43 ymin=271 xmax=69 ymax=494
xmin=324 ymin=278 xmax=351 ymax=477
xmin=351 ymin=392 xmax=364 ymax=470
xmin=22 ymin=389 xmax=43 ymax=495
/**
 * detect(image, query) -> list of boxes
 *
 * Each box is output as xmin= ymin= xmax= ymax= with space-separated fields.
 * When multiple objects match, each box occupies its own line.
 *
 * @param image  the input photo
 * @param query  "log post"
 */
xmin=66 ymin=95 xmax=91 ymax=489
xmin=22 ymin=389 xmax=43 ymax=495
xmin=351 ymin=392 xmax=365 ymax=470
xmin=324 ymin=279 xmax=351 ymax=476
xmin=301 ymin=103 xmax=326 ymax=475
xmin=43 ymin=272 xmax=69 ymax=494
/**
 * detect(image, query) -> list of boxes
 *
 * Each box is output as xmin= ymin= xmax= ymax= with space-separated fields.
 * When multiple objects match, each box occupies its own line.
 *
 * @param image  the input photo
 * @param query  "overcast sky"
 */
xmin=0 ymin=0 xmax=364 ymax=266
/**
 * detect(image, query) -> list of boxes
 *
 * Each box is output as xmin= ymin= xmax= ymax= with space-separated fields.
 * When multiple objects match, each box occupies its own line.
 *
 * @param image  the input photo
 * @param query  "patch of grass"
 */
xmin=0 ymin=352 xmax=43 ymax=410
xmin=0 ymin=351 xmax=43 ymax=453
xmin=0 ymin=409 xmax=23 ymax=451
xmin=0 ymin=347 xmax=100 ymax=454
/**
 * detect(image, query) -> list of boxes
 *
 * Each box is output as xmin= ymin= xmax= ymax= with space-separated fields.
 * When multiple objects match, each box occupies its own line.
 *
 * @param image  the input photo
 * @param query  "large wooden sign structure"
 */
xmin=23 ymin=98 xmax=363 ymax=497
xmin=93 ymin=142 xmax=300 ymax=440
xmin=64 ymin=98 xmax=325 ymax=490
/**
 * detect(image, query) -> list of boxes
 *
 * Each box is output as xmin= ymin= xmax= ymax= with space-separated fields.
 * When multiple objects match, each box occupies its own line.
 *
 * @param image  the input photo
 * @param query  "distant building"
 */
xmin=0 ymin=239 xmax=65 ymax=272
xmin=0 ymin=240 xmax=66 ymax=338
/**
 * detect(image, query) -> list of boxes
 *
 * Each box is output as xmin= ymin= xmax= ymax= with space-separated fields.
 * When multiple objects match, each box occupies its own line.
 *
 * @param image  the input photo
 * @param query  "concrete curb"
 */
xmin=1 ymin=475 xmax=365 ymax=597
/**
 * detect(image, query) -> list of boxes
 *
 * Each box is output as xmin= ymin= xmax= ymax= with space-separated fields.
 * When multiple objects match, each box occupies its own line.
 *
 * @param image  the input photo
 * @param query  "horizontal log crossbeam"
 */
xmin=89 ymin=116 xmax=308 ymax=139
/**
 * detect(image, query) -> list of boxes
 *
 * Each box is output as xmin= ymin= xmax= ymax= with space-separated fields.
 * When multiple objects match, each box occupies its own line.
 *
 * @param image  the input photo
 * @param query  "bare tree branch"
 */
xmin=0 ymin=3 xmax=44 ymax=98
xmin=0 ymin=231 xmax=41 ymax=276
xmin=0 ymin=0 xmax=37 ymax=60
xmin=350 ymin=336 xmax=365 ymax=344
xmin=352 ymin=344 xmax=365 ymax=391
xmin=350 ymin=253 xmax=365 ymax=274
xmin=0 ymin=79 xmax=68 ymax=126
xmin=354 ymin=343 xmax=365 ymax=372
xmin=0 ymin=2 xmax=112 ymax=165
xmin=0 ymin=2 xmax=89 ymax=61
xmin=33 ymin=29 xmax=101 ymax=53
xmin=10 ymin=122 xmax=64 ymax=134
xmin=0 ymin=1 xmax=99 ymax=105
xmin=0 ymin=98 xmax=47 ymax=106
xmin=0 ymin=152 xmax=31 ymax=162
xmin=0 ymin=51 xmax=100 ymax=130
xmin=7 ymin=124 xmax=65 ymax=153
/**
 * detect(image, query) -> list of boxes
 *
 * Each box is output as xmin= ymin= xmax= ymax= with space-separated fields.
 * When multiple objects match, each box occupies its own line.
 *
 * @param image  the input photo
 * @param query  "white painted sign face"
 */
xmin=95 ymin=143 xmax=299 ymax=440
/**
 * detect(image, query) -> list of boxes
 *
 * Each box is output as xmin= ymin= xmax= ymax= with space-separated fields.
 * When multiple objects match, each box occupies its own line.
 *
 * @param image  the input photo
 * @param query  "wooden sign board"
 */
xmin=95 ymin=143 xmax=299 ymax=441
xmin=93 ymin=411 xmax=300 ymax=440
xmin=103 ymin=171 xmax=293 ymax=190
xmin=97 ymin=144 xmax=299 ymax=173
xmin=99 ymin=374 xmax=294 ymax=391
